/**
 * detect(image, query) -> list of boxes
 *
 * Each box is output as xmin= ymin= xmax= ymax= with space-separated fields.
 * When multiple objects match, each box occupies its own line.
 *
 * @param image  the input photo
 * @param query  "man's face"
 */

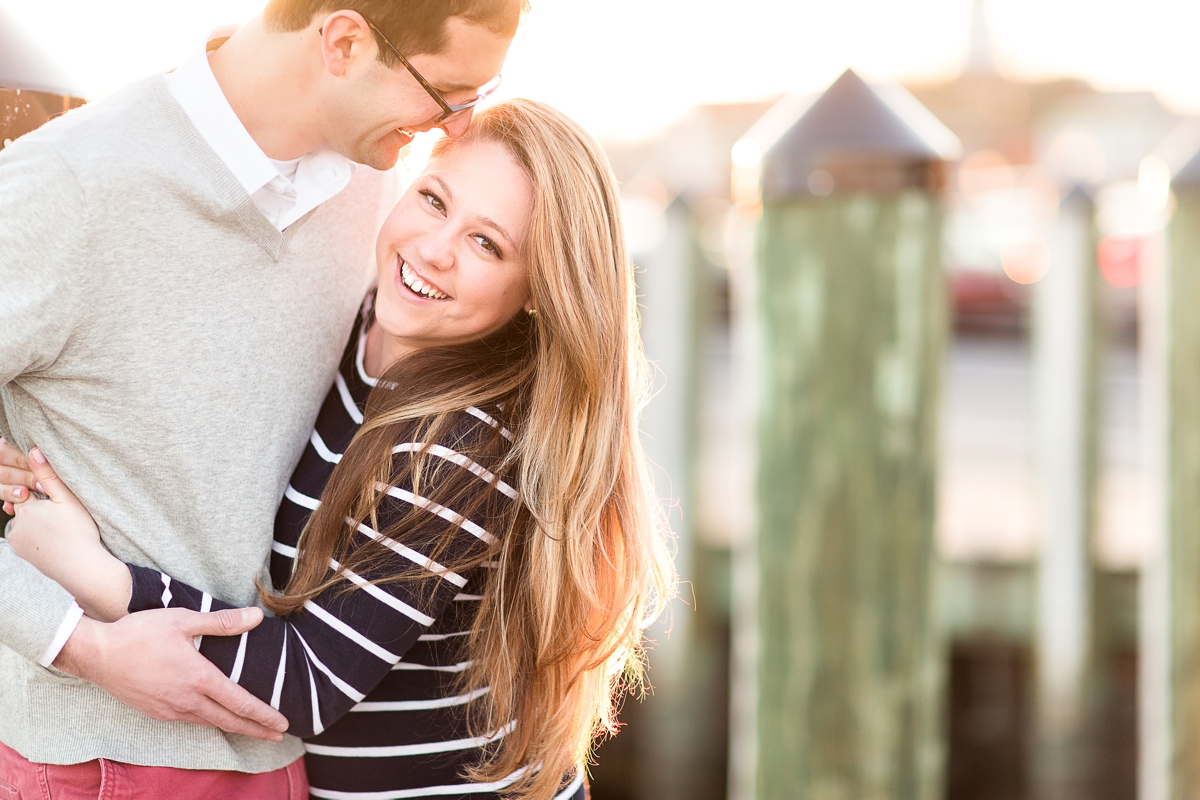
xmin=319 ymin=14 xmax=514 ymax=169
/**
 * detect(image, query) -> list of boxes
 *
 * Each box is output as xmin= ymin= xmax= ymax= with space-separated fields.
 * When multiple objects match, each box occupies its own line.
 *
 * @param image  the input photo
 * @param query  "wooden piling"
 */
xmin=753 ymin=70 xmax=958 ymax=799
xmin=1030 ymin=187 xmax=1101 ymax=799
xmin=1140 ymin=145 xmax=1200 ymax=800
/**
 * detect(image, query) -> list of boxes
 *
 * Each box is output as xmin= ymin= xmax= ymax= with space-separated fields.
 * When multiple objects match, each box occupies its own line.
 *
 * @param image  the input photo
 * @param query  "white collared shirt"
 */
xmin=164 ymin=43 xmax=355 ymax=231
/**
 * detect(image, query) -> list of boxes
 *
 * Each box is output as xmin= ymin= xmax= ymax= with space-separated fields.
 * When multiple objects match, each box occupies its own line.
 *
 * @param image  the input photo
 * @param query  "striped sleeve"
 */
xmin=125 ymin=420 xmax=512 ymax=738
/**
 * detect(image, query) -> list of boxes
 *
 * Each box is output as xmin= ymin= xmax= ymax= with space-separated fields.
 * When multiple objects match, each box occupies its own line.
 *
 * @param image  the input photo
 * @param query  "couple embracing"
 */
xmin=0 ymin=1 xmax=674 ymax=798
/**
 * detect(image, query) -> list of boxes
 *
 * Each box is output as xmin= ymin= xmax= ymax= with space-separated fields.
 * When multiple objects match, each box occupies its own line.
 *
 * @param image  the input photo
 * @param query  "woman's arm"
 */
xmin=6 ymin=448 xmax=132 ymax=621
xmin=10 ymin=430 xmax=512 ymax=737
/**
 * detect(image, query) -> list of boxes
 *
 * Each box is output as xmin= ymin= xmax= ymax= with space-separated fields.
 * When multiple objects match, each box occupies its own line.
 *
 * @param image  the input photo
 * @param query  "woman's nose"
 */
xmin=412 ymin=227 xmax=456 ymax=272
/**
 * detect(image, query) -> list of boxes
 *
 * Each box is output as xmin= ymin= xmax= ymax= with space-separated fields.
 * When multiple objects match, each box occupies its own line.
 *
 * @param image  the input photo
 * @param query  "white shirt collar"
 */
xmin=164 ymin=41 xmax=355 ymax=230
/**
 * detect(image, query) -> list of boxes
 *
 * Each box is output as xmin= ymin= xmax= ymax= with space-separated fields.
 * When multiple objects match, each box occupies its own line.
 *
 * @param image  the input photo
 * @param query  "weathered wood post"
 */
xmin=753 ymin=69 xmax=959 ymax=799
xmin=0 ymin=8 xmax=86 ymax=534
xmin=1139 ymin=138 xmax=1200 ymax=800
xmin=632 ymin=194 xmax=703 ymax=800
xmin=1030 ymin=187 xmax=1100 ymax=799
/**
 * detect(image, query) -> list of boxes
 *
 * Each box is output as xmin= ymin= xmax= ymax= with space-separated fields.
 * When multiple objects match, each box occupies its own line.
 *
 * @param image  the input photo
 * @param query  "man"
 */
xmin=0 ymin=0 xmax=520 ymax=795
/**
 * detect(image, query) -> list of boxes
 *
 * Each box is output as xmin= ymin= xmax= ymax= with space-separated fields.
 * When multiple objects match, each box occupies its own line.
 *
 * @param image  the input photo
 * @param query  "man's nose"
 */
xmin=438 ymin=108 xmax=475 ymax=140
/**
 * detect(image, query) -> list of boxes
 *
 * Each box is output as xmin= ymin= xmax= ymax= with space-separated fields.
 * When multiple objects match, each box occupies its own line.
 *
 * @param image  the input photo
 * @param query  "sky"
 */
xmin=5 ymin=0 xmax=1200 ymax=141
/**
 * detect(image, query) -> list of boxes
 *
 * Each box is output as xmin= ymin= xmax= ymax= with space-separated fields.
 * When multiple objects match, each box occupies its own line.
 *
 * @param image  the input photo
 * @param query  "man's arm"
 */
xmin=0 ymin=139 xmax=92 ymax=664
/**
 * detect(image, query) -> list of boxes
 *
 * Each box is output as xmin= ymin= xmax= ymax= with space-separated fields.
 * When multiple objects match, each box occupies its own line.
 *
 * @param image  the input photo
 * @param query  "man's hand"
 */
xmin=56 ymin=608 xmax=290 ymax=742
xmin=0 ymin=438 xmax=36 ymax=514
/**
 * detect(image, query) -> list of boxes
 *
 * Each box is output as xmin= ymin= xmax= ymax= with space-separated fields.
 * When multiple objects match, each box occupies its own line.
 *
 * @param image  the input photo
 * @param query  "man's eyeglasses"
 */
xmin=365 ymin=18 xmax=501 ymax=125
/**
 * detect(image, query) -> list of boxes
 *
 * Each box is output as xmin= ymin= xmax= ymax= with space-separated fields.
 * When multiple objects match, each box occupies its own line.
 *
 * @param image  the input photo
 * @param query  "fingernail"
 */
xmin=35 ymin=482 xmax=43 ymax=494
xmin=241 ymin=608 xmax=254 ymax=625
xmin=275 ymin=721 xmax=288 ymax=733
xmin=12 ymin=488 xmax=22 ymax=499
xmin=31 ymin=449 xmax=46 ymax=464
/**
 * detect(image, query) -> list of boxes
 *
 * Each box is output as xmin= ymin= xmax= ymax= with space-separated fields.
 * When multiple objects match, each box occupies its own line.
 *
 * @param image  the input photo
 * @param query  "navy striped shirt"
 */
xmin=126 ymin=313 xmax=586 ymax=800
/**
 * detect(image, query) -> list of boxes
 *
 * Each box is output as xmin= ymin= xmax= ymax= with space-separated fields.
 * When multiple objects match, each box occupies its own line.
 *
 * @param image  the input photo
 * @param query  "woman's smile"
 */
xmin=396 ymin=257 xmax=452 ymax=301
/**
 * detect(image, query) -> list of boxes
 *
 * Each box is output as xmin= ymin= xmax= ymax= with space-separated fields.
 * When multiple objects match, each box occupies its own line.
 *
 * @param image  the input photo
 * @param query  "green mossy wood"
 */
xmin=756 ymin=192 xmax=946 ymax=800
xmin=1166 ymin=191 xmax=1200 ymax=799
xmin=752 ymin=69 xmax=957 ymax=800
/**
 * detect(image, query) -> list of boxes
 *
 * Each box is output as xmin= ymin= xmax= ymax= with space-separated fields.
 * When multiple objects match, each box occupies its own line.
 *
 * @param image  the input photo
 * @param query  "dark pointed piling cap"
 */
xmin=761 ymin=69 xmax=960 ymax=200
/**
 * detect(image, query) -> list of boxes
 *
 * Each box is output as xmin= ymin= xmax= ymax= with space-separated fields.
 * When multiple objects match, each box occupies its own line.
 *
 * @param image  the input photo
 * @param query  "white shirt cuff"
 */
xmin=37 ymin=601 xmax=85 ymax=668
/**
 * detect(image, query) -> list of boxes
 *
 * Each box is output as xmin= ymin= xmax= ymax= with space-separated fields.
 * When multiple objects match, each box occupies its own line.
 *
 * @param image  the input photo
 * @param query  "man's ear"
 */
xmin=319 ymin=10 xmax=375 ymax=77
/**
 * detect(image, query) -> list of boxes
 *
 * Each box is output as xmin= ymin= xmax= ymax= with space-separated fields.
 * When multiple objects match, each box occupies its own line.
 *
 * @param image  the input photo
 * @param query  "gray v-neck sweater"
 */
xmin=0 ymin=75 xmax=398 ymax=771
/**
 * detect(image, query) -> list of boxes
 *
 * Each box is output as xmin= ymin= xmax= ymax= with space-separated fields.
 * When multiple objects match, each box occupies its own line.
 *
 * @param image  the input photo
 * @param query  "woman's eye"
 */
xmin=420 ymin=190 xmax=445 ymax=213
xmin=473 ymin=235 xmax=501 ymax=257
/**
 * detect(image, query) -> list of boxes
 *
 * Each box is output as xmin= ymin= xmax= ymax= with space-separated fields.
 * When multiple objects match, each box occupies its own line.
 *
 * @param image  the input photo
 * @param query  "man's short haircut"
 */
xmin=264 ymin=0 xmax=524 ymax=62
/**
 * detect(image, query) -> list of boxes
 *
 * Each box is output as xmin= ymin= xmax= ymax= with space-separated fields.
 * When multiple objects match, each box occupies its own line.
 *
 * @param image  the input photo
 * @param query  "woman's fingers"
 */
xmin=0 ymin=464 xmax=36 ymax=490
xmin=0 ymin=439 xmax=30 ymax=471
xmin=27 ymin=448 xmax=77 ymax=504
xmin=0 ymin=441 xmax=37 ymax=507
xmin=1 ymin=484 xmax=29 ymax=505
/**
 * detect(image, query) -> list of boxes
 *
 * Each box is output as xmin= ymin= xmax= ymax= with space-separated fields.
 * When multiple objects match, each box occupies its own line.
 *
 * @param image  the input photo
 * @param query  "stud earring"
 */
xmin=526 ymin=308 xmax=538 ymax=317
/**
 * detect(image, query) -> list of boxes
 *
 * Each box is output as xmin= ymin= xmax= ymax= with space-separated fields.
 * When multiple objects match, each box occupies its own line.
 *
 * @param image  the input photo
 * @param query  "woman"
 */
xmin=7 ymin=99 xmax=674 ymax=800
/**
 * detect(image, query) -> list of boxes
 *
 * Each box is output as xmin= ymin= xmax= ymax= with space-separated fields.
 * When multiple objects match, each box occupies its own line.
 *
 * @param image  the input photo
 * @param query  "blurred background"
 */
xmin=8 ymin=1 xmax=1200 ymax=798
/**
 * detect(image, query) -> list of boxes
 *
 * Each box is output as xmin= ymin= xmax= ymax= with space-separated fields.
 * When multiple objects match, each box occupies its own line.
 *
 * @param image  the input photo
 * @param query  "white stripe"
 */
xmin=160 ymin=574 xmax=173 ymax=608
xmin=285 ymin=484 xmax=321 ymax=511
xmin=417 ymin=631 xmax=470 ymax=642
xmin=464 ymin=406 xmax=513 ymax=441
xmin=303 ymin=600 xmax=400 ymax=664
xmin=351 ymin=687 xmax=490 ymax=712
xmin=307 ymin=766 xmax=529 ymax=800
xmin=270 ymin=635 xmax=288 ymax=710
xmin=305 ymin=721 xmax=514 ymax=758
xmin=481 ymin=560 xmax=500 ymax=569
xmin=307 ymin=659 xmax=325 ymax=735
xmin=349 ymin=519 xmax=466 ymax=587
xmin=311 ymin=430 xmax=343 ymax=464
xmin=453 ymin=594 xmax=483 ymax=602
xmin=378 ymin=484 xmax=497 ymax=545
xmin=391 ymin=659 xmax=474 ymax=673
xmin=193 ymin=593 xmax=213 ymax=650
xmin=333 ymin=560 xmax=435 ymax=626
xmin=293 ymin=628 xmax=366 ymax=703
xmin=356 ymin=331 xmax=379 ymax=387
xmin=273 ymin=541 xmax=298 ymax=559
xmin=229 ymin=632 xmax=249 ymax=683
xmin=336 ymin=372 xmax=364 ymax=424
xmin=554 ymin=771 xmax=585 ymax=800
xmin=392 ymin=443 xmax=517 ymax=499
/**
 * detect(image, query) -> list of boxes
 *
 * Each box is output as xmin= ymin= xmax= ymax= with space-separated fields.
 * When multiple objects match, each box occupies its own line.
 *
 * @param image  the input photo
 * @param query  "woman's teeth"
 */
xmin=400 ymin=261 xmax=448 ymax=300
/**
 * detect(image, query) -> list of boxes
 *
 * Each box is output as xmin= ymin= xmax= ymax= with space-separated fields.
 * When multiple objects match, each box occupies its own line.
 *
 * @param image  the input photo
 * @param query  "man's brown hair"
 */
xmin=264 ymin=0 xmax=523 ymax=63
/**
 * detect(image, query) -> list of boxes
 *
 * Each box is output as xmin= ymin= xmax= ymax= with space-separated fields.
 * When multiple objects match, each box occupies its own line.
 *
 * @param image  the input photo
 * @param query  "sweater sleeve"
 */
xmin=125 ymin=426 xmax=511 ymax=737
xmin=0 ymin=140 xmax=94 ymax=664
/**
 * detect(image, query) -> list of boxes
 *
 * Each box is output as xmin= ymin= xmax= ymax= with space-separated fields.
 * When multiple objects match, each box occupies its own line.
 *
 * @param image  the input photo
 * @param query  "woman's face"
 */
xmin=373 ymin=138 xmax=534 ymax=357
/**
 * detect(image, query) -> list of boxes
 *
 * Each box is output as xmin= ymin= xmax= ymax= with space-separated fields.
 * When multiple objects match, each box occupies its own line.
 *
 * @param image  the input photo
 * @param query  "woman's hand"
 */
xmin=0 ymin=438 xmax=36 ymax=514
xmin=8 ymin=448 xmax=132 ymax=622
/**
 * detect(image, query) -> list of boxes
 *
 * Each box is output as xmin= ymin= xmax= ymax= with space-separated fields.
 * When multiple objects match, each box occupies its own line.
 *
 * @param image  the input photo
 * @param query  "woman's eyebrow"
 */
xmin=477 ymin=216 xmax=514 ymax=248
xmin=429 ymin=175 xmax=454 ymax=203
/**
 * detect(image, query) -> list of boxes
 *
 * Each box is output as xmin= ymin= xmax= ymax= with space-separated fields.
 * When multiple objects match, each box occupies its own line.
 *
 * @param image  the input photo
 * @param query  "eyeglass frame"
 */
xmin=364 ymin=18 xmax=501 ymax=125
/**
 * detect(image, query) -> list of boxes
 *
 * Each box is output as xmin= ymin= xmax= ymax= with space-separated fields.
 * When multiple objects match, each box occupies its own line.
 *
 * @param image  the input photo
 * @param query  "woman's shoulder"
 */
xmin=387 ymin=405 xmax=516 ymax=490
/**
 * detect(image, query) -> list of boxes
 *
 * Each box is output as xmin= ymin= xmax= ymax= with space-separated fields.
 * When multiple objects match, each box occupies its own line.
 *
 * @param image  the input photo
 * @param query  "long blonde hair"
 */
xmin=263 ymin=99 xmax=675 ymax=798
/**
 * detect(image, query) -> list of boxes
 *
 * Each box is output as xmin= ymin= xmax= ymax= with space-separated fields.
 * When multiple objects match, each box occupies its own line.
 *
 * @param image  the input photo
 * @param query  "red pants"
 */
xmin=0 ymin=741 xmax=307 ymax=800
